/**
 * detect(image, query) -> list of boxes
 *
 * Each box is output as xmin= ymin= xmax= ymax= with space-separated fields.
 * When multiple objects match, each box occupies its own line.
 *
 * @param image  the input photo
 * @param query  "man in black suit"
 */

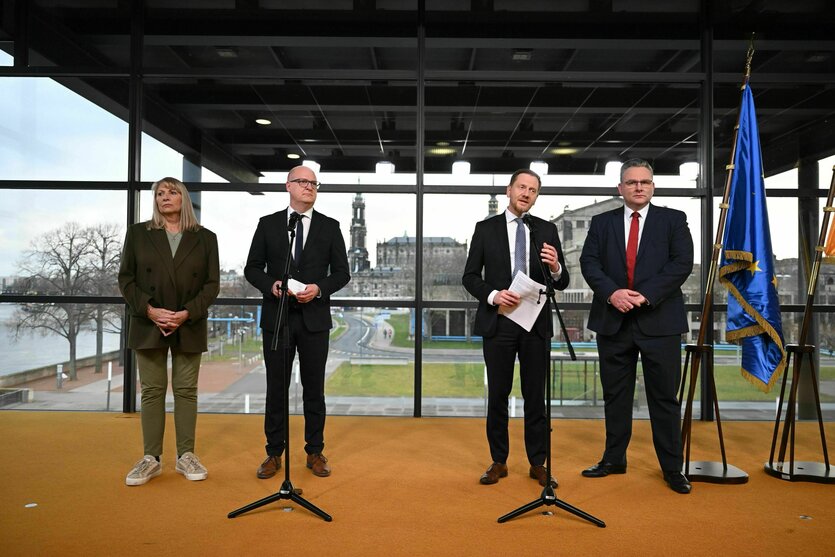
xmin=579 ymin=158 xmax=694 ymax=494
xmin=462 ymin=169 xmax=569 ymax=488
xmin=245 ymin=165 xmax=350 ymax=479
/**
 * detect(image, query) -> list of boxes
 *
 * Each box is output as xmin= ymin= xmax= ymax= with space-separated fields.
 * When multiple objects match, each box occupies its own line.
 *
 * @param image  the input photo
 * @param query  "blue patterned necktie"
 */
xmin=513 ymin=217 xmax=526 ymax=277
xmin=293 ymin=213 xmax=304 ymax=266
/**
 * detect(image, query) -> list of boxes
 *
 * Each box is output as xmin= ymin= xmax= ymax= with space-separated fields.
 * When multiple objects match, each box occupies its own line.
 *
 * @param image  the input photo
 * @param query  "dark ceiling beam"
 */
xmin=153 ymin=82 xmax=701 ymax=103
xmin=138 ymin=35 xmax=417 ymax=48
xmin=215 ymin=128 xmax=698 ymax=144
xmin=170 ymin=104 xmax=710 ymax=116
xmin=245 ymin=153 xmax=691 ymax=175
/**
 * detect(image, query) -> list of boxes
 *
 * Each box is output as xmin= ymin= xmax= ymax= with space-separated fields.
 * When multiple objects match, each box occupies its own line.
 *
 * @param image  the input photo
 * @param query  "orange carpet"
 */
xmin=1 ymin=412 xmax=834 ymax=556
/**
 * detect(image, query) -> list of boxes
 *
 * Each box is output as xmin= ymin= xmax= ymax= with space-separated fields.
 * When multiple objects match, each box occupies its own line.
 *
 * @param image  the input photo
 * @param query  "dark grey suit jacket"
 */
xmin=245 ymin=208 xmax=350 ymax=334
xmin=580 ymin=203 xmax=693 ymax=337
xmin=118 ymin=223 xmax=220 ymax=352
xmin=462 ymin=213 xmax=569 ymax=339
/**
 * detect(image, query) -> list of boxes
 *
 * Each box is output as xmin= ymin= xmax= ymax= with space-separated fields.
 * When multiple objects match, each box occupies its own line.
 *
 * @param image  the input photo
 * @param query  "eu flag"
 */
xmin=718 ymin=84 xmax=786 ymax=392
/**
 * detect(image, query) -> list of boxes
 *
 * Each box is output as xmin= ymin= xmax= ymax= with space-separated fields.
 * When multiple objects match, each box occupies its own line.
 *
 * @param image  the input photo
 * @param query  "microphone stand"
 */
xmin=498 ymin=216 xmax=605 ymax=527
xmin=229 ymin=213 xmax=332 ymax=522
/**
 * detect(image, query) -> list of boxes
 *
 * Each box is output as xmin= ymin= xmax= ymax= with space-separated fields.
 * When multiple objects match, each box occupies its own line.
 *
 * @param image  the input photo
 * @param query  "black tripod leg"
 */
xmin=497 ymin=498 xmax=545 ymax=523
xmin=228 ymin=491 xmax=289 ymax=518
xmin=551 ymin=497 xmax=606 ymax=527
xmin=290 ymin=492 xmax=333 ymax=522
xmin=498 ymin=487 xmax=606 ymax=527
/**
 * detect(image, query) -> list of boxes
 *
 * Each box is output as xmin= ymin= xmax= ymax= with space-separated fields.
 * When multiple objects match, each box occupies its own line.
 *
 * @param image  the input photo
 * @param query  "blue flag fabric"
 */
xmin=718 ymin=84 xmax=786 ymax=392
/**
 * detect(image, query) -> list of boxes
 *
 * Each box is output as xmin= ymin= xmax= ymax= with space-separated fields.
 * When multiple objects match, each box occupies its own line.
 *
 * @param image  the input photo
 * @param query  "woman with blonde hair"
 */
xmin=118 ymin=177 xmax=219 ymax=486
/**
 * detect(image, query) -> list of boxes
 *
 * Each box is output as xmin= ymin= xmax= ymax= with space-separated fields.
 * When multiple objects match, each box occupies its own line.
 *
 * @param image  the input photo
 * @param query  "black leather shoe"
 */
xmin=479 ymin=462 xmax=508 ymax=485
xmin=663 ymin=471 xmax=691 ymax=494
xmin=582 ymin=460 xmax=627 ymax=478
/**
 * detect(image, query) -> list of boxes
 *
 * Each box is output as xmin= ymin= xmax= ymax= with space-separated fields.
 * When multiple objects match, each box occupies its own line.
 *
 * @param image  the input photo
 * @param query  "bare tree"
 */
xmin=84 ymin=223 xmax=123 ymax=373
xmin=13 ymin=223 xmax=94 ymax=381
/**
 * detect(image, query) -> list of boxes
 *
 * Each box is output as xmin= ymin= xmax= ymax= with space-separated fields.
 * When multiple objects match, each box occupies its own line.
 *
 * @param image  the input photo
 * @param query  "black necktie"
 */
xmin=293 ymin=214 xmax=304 ymax=266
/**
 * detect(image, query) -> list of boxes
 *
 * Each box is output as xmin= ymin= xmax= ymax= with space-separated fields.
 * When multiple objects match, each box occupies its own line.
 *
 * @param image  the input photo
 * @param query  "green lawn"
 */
xmin=387 ymin=313 xmax=481 ymax=350
xmin=326 ymin=359 xmax=835 ymax=403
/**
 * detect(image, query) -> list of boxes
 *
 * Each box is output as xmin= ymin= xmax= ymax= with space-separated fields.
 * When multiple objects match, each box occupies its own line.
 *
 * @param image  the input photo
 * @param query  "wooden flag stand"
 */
xmin=675 ymin=43 xmax=763 ymax=485
xmin=764 ymin=166 xmax=835 ymax=483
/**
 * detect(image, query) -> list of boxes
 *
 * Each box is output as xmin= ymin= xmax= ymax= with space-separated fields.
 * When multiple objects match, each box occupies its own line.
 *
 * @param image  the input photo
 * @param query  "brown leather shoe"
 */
xmin=256 ymin=455 xmax=281 ymax=479
xmin=479 ymin=462 xmax=508 ymax=485
xmin=306 ymin=453 xmax=331 ymax=477
xmin=529 ymin=465 xmax=558 ymax=488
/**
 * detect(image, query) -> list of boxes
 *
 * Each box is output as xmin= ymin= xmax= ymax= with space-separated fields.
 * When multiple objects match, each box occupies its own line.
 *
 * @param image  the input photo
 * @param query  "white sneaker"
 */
xmin=126 ymin=455 xmax=161 ymax=486
xmin=176 ymin=452 xmax=208 ymax=481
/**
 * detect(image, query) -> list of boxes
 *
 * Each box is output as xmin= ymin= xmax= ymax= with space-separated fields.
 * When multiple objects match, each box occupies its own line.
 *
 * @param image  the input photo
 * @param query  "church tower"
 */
xmin=348 ymin=193 xmax=370 ymax=272
xmin=487 ymin=194 xmax=498 ymax=218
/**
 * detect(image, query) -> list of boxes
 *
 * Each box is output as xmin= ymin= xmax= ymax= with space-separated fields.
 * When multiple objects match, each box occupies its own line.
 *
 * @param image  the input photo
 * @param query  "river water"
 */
xmin=0 ymin=304 xmax=121 ymax=376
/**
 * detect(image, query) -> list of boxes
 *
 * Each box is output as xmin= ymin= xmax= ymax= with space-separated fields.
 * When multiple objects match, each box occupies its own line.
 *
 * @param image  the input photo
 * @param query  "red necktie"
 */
xmin=626 ymin=211 xmax=639 ymax=289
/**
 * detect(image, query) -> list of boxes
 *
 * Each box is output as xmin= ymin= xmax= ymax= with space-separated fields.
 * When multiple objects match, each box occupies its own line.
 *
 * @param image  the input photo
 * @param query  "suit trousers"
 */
xmin=135 ymin=346 xmax=202 ymax=458
xmin=482 ymin=315 xmax=549 ymax=466
xmin=597 ymin=316 xmax=683 ymax=471
xmin=262 ymin=309 xmax=329 ymax=457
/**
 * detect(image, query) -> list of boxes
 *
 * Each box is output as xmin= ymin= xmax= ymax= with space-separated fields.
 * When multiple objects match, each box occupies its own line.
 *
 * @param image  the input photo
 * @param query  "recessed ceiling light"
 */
xmin=529 ymin=160 xmax=549 ymax=175
xmin=452 ymin=160 xmax=471 ymax=175
xmin=376 ymin=161 xmax=395 ymax=174
xmin=216 ymin=47 xmax=238 ymax=58
xmin=550 ymin=147 xmax=578 ymax=155
xmin=302 ymin=160 xmax=320 ymax=173
xmin=287 ymin=153 xmax=300 ymax=159
xmin=680 ymin=162 xmax=699 ymax=180
xmin=426 ymin=147 xmax=457 ymax=156
xmin=255 ymin=118 xmax=271 ymax=126
xmin=512 ymin=49 xmax=532 ymax=61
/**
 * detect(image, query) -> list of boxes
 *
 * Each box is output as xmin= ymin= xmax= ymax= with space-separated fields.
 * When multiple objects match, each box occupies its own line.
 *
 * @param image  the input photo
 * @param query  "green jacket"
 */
xmin=118 ymin=223 xmax=220 ymax=352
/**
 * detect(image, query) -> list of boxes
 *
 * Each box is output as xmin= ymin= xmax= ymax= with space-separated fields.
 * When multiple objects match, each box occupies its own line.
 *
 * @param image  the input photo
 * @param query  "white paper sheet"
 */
xmin=498 ymin=271 xmax=547 ymax=332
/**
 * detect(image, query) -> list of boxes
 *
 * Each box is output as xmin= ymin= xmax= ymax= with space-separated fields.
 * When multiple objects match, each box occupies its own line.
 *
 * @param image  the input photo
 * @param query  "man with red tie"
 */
xmin=579 ymin=159 xmax=694 ymax=494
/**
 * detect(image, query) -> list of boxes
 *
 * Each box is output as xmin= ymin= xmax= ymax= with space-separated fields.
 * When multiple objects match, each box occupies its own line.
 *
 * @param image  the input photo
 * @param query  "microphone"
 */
xmin=287 ymin=211 xmax=302 ymax=231
xmin=522 ymin=214 xmax=535 ymax=230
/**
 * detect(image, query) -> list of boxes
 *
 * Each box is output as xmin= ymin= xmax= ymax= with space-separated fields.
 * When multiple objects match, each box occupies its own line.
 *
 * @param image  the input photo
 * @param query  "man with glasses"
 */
xmin=245 ymin=165 xmax=350 ymax=479
xmin=579 ymin=158 xmax=694 ymax=494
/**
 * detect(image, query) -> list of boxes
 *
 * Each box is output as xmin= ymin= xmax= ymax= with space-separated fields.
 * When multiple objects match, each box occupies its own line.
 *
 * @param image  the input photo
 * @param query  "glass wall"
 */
xmin=1 ymin=2 xmax=834 ymax=422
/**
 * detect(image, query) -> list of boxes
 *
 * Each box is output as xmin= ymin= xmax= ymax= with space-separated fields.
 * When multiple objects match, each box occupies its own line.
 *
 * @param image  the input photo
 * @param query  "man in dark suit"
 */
xmin=579 ymin=158 xmax=694 ymax=494
xmin=462 ymin=169 xmax=569 ymax=488
xmin=245 ymin=165 xmax=350 ymax=479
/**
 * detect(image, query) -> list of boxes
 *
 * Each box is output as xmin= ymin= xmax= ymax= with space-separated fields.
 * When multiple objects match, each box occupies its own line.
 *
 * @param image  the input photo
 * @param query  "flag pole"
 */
xmin=677 ymin=36 xmax=757 ymax=484
xmin=764 ymin=166 xmax=835 ymax=483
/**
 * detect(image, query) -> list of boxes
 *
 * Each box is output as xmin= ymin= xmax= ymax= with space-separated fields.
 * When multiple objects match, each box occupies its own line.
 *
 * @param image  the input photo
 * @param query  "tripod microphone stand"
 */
xmin=229 ymin=212 xmax=332 ymax=522
xmin=498 ymin=216 xmax=605 ymax=527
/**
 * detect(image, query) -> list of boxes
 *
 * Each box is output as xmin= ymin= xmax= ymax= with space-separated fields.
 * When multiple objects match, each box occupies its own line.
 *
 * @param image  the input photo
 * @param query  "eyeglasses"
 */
xmin=621 ymin=179 xmax=654 ymax=188
xmin=288 ymin=178 xmax=321 ymax=190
